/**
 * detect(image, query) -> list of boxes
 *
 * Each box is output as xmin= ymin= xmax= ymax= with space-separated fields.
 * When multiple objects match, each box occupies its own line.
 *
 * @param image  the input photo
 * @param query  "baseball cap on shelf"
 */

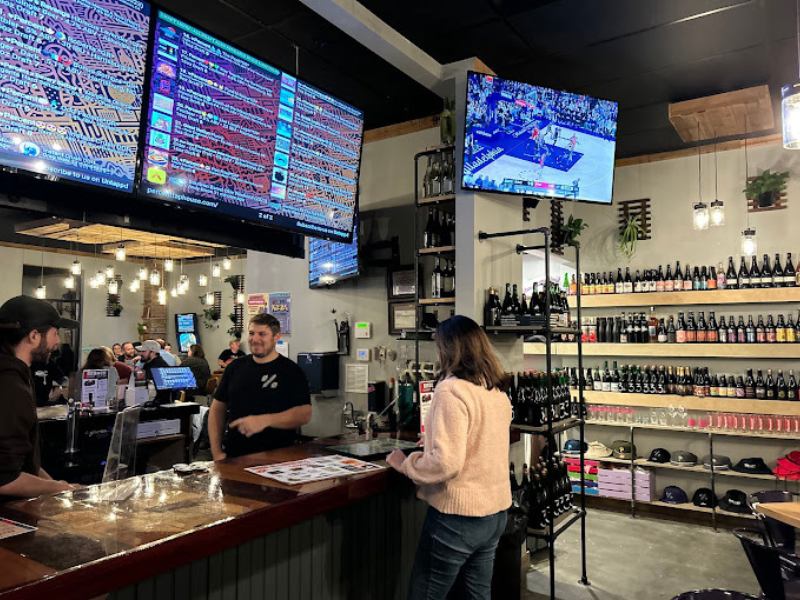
xmin=660 ymin=486 xmax=689 ymax=505
xmin=648 ymin=448 xmax=671 ymax=464
xmin=139 ymin=340 xmax=161 ymax=353
xmin=0 ymin=295 xmax=79 ymax=331
xmin=731 ymin=458 xmax=773 ymax=476
xmin=719 ymin=489 xmax=750 ymax=514
xmin=563 ymin=440 xmax=588 ymax=456
xmin=701 ymin=454 xmax=732 ymax=471
xmin=612 ymin=440 xmax=636 ymax=460
xmin=692 ymin=487 xmax=718 ymax=508
xmin=584 ymin=441 xmax=612 ymax=459
xmin=670 ymin=451 xmax=698 ymax=467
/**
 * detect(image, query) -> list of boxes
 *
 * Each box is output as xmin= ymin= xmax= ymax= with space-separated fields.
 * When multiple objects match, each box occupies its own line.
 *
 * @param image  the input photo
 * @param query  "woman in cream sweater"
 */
xmin=387 ymin=315 xmax=512 ymax=599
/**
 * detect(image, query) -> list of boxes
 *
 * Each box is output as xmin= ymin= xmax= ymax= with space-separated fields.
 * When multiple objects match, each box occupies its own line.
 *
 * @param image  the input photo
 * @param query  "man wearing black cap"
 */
xmin=0 ymin=295 xmax=80 ymax=501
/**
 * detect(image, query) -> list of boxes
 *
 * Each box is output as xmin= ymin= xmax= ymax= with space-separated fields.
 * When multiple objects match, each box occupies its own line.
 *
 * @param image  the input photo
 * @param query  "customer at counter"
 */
xmin=217 ymin=338 xmax=245 ymax=368
xmin=387 ymin=315 xmax=512 ymax=599
xmin=0 ymin=295 xmax=79 ymax=501
xmin=209 ymin=313 xmax=311 ymax=460
xmin=181 ymin=344 xmax=211 ymax=395
xmin=30 ymin=356 xmax=68 ymax=406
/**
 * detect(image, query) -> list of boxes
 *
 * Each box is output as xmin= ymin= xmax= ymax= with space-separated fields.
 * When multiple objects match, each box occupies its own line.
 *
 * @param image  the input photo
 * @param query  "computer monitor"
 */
xmin=151 ymin=367 xmax=197 ymax=391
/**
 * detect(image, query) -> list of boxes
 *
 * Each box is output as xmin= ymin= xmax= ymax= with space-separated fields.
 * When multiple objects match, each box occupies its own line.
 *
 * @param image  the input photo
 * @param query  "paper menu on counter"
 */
xmin=0 ymin=518 xmax=37 ymax=540
xmin=245 ymin=455 xmax=384 ymax=486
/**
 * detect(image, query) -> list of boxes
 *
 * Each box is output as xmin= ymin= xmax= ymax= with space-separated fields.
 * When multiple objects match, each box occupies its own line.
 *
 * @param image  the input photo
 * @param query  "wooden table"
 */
xmin=757 ymin=502 xmax=800 ymax=529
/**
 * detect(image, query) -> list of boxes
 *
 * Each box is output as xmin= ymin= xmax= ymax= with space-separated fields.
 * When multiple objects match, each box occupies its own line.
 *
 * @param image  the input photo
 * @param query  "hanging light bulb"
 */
xmin=170 ymin=286 xmax=178 ymax=298
xmin=105 ymin=264 xmax=115 ymax=279
xmin=198 ymin=273 xmax=208 ymax=287
xmin=157 ymin=287 xmax=167 ymax=305
xmin=692 ymin=202 xmax=709 ymax=230
xmin=138 ymin=266 xmax=148 ymax=281
xmin=741 ymin=228 xmax=758 ymax=257
xmin=710 ymin=199 xmax=725 ymax=226
xmin=35 ymin=285 xmax=46 ymax=299
xmin=223 ymin=257 xmax=232 ymax=271
xmin=164 ymin=258 xmax=174 ymax=272
xmin=212 ymin=263 xmax=221 ymax=278
xmin=236 ymin=291 xmax=245 ymax=305
xmin=149 ymin=269 xmax=160 ymax=286
xmin=129 ymin=279 xmax=140 ymax=292
xmin=95 ymin=270 xmax=106 ymax=286
xmin=205 ymin=291 xmax=214 ymax=305
xmin=115 ymin=244 xmax=126 ymax=262
xmin=64 ymin=275 xmax=75 ymax=290
xmin=71 ymin=259 xmax=82 ymax=275
xmin=88 ymin=275 xmax=98 ymax=289
xmin=107 ymin=279 xmax=119 ymax=295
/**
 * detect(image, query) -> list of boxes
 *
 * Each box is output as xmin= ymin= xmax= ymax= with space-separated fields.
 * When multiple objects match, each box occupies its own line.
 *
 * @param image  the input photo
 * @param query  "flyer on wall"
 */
xmin=247 ymin=294 xmax=268 ymax=318
xmin=268 ymin=292 xmax=292 ymax=334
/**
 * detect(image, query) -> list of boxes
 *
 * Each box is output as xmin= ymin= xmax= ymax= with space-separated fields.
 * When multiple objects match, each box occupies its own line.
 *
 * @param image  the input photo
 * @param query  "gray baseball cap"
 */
xmin=670 ymin=451 xmax=698 ymax=466
xmin=702 ymin=454 xmax=732 ymax=471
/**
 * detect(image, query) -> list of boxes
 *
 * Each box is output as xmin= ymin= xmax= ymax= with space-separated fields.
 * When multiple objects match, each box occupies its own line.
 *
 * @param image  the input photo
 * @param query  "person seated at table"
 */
xmin=163 ymin=342 xmax=181 ymax=365
xmin=217 ymin=338 xmax=245 ymax=369
xmin=81 ymin=347 xmax=132 ymax=383
xmin=181 ymin=344 xmax=211 ymax=398
xmin=30 ymin=355 xmax=68 ymax=407
xmin=120 ymin=341 xmax=139 ymax=367
xmin=112 ymin=343 xmax=124 ymax=362
xmin=0 ymin=295 xmax=79 ymax=501
xmin=154 ymin=338 xmax=178 ymax=367
xmin=208 ymin=313 xmax=311 ymax=460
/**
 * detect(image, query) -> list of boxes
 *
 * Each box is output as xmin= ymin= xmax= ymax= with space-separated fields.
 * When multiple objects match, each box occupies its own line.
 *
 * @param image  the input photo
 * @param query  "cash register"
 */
xmin=150 ymin=367 xmax=198 ymax=403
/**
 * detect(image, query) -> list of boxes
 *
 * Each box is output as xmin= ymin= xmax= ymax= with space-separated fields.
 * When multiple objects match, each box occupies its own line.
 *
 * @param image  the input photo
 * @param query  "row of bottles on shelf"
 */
xmin=484 ymin=283 xmax=572 ymax=327
xmin=507 ymin=370 xmax=576 ymax=427
xmin=422 ymin=208 xmax=456 ymax=248
xmin=429 ymin=258 xmax=455 ymax=299
xmin=421 ymin=152 xmax=456 ymax=198
xmin=582 ymin=309 xmax=800 ymax=344
xmin=575 ymin=362 xmax=799 ymax=401
xmin=511 ymin=460 xmax=574 ymax=528
xmin=568 ymin=254 xmax=800 ymax=296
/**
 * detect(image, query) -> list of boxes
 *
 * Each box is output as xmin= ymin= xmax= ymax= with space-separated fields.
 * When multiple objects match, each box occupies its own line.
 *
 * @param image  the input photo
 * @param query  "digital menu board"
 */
xmin=309 ymin=213 xmax=359 ymax=287
xmin=140 ymin=11 xmax=363 ymax=241
xmin=0 ymin=0 xmax=151 ymax=192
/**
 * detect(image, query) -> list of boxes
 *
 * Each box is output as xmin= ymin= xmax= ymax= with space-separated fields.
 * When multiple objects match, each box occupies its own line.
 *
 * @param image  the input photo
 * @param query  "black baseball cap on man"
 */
xmin=0 ymin=295 xmax=80 ymax=331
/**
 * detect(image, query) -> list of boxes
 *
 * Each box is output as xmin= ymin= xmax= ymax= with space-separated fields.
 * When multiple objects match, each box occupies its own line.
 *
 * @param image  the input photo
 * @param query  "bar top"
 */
xmin=0 ymin=434 xmax=403 ymax=600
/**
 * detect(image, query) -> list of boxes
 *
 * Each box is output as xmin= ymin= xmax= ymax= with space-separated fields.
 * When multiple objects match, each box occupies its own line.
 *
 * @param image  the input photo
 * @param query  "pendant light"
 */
xmin=692 ymin=119 xmax=709 ymax=230
xmin=71 ymin=259 xmax=81 ymax=275
xmin=157 ymin=287 xmax=167 ymax=305
xmin=741 ymin=117 xmax=757 ymax=256
xmin=105 ymin=264 xmax=115 ymax=279
xmin=212 ymin=263 xmax=221 ymax=278
xmin=138 ymin=266 xmax=148 ymax=281
xmin=108 ymin=279 xmax=119 ymax=295
xmin=95 ymin=269 xmax=106 ymax=286
xmin=149 ymin=269 xmax=160 ymax=286
xmin=115 ymin=230 xmax=126 ymax=261
xmin=89 ymin=275 xmax=99 ymax=289
xmin=64 ymin=275 xmax=75 ymax=290
xmin=782 ymin=0 xmax=800 ymax=148
xmin=164 ymin=258 xmax=174 ymax=272
xmin=35 ymin=239 xmax=47 ymax=299
xmin=129 ymin=278 xmax=140 ymax=293
xmin=709 ymin=134 xmax=724 ymax=226
xmin=236 ymin=291 xmax=245 ymax=305
xmin=198 ymin=273 xmax=208 ymax=287
xmin=205 ymin=291 xmax=214 ymax=306
xmin=222 ymin=256 xmax=232 ymax=271
xmin=170 ymin=286 xmax=178 ymax=298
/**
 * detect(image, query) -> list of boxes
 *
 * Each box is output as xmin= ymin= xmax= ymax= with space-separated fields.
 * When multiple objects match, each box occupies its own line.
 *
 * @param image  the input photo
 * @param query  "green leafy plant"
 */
xmin=559 ymin=215 xmax=588 ymax=246
xmin=202 ymin=307 xmax=221 ymax=330
xmin=136 ymin=322 xmax=147 ymax=341
xmin=109 ymin=304 xmax=123 ymax=317
xmin=619 ymin=214 xmax=645 ymax=260
xmin=743 ymin=169 xmax=789 ymax=207
xmin=224 ymin=275 xmax=240 ymax=291
xmin=227 ymin=326 xmax=243 ymax=338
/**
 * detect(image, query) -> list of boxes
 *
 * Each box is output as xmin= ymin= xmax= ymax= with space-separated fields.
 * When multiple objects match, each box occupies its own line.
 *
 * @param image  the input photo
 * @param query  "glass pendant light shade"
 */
xmin=212 ymin=264 xmax=221 ymax=278
xmin=741 ymin=228 xmax=757 ymax=257
xmin=95 ymin=270 xmax=106 ymax=286
xmin=129 ymin=279 xmax=140 ymax=292
xmin=783 ymin=83 xmax=800 ymax=149
xmin=88 ymin=275 xmax=98 ymax=289
xmin=692 ymin=202 xmax=709 ymax=230
xmin=198 ymin=273 xmax=208 ymax=287
xmin=205 ymin=292 xmax=214 ymax=305
xmin=170 ymin=286 xmax=178 ymax=298
xmin=107 ymin=279 xmax=119 ymax=295
xmin=222 ymin=257 xmax=232 ymax=271
xmin=71 ymin=259 xmax=82 ymax=275
xmin=138 ymin=267 xmax=148 ymax=281
xmin=236 ymin=292 xmax=245 ymax=305
xmin=64 ymin=275 xmax=75 ymax=290
xmin=164 ymin=258 xmax=174 ymax=272
xmin=710 ymin=199 xmax=725 ymax=226
xmin=35 ymin=285 xmax=46 ymax=299
xmin=105 ymin=265 xmax=115 ymax=279
xmin=149 ymin=269 xmax=160 ymax=286
xmin=115 ymin=245 xmax=126 ymax=261
xmin=157 ymin=287 xmax=167 ymax=306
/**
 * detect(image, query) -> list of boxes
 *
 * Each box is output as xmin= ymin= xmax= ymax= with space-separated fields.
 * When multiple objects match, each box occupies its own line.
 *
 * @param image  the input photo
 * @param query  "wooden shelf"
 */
xmin=568 ymin=454 xmax=781 ymax=481
xmin=568 ymin=287 xmax=800 ymax=309
xmin=418 ymin=194 xmax=455 ymax=206
xmin=584 ymin=420 xmax=797 ymax=440
xmin=645 ymin=500 xmax=756 ymax=520
xmin=580 ymin=391 xmax=800 ymax=416
xmin=418 ymin=246 xmax=455 ymax=255
xmin=418 ymin=298 xmax=455 ymax=305
xmin=136 ymin=434 xmax=185 ymax=446
xmin=524 ymin=342 xmax=800 ymax=359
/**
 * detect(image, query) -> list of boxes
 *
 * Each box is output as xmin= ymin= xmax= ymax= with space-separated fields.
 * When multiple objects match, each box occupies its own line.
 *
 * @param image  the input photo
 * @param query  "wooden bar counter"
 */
xmin=0 ymin=434 xmax=427 ymax=600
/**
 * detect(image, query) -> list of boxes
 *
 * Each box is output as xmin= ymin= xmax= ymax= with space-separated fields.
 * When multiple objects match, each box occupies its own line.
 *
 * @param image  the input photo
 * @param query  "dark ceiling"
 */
xmin=159 ymin=0 xmax=799 ymax=158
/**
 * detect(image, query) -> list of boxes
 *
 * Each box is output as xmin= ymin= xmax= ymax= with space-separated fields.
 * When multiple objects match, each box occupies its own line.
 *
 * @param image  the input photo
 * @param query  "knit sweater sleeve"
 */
xmin=399 ymin=384 xmax=468 ymax=485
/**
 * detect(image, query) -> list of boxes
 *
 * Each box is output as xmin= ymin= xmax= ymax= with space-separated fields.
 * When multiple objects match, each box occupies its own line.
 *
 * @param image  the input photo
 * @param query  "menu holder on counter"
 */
xmin=0 ymin=518 xmax=37 ymax=541
xmin=245 ymin=455 xmax=384 ymax=486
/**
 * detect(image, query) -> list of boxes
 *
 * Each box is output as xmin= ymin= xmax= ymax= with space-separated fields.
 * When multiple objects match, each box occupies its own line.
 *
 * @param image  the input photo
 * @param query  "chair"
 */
xmin=734 ymin=528 xmax=800 ymax=600
xmin=748 ymin=491 xmax=799 ymax=550
xmin=671 ymin=591 xmax=757 ymax=600
xmin=205 ymin=377 xmax=218 ymax=396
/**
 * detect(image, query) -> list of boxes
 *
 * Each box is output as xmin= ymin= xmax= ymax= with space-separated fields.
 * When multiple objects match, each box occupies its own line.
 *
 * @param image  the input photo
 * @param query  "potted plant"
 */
xmin=109 ymin=303 xmax=123 ymax=317
xmin=619 ymin=214 xmax=645 ymax=260
xmin=224 ymin=275 xmax=240 ymax=291
xmin=554 ymin=215 xmax=588 ymax=247
xmin=743 ymin=169 xmax=789 ymax=208
xmin=137 ymin=322 xmax=147 ymax=341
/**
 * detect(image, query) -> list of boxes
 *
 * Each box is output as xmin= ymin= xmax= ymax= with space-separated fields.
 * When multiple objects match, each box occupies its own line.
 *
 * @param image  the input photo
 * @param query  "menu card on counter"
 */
xmin=245 ymin=455 xmax=384 ymax=486
xmin=0 ymin=518 xmax=37 ymax=540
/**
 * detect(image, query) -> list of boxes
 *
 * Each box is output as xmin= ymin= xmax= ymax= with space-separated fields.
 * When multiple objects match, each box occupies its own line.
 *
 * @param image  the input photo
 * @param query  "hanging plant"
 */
xmin=618 ymin=214 xmax=645 ymax=260
xmin=743 ymin=169 xmax=789 ymax=208
xmin=554 ymin=215 xmax=588 ymax=247
xmin=224 ymin=275 xmax=240 ymax=291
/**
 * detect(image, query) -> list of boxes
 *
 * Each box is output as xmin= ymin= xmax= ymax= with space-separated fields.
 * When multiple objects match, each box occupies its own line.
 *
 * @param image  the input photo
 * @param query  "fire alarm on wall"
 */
xmin=355 ymin=322 xmax=372 ymax=339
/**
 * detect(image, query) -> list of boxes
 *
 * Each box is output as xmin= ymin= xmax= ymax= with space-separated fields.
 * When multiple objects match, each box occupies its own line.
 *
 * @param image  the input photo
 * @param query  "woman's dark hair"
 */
xmin=82 ymin=348 xmax=112 ymax=370
xmin=435 ymin=315 xmax=508 ymax=390
xmin=190 ymin=344 xmax=205 ymax=358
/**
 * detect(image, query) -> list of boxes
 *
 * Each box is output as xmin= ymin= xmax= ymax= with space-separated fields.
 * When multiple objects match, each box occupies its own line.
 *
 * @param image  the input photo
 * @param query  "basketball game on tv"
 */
xmin=463 ymin=72 xmax=618 ymax=204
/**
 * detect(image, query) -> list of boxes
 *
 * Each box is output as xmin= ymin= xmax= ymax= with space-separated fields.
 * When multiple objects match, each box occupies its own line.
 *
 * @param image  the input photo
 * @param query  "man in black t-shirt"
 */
xmin=218 ymin=339 xmax=246 ymax=368
xmin=209 ymin=314 xmax=311 ymax=459
xmin=30 ymin=358 xmax=68 ymax=407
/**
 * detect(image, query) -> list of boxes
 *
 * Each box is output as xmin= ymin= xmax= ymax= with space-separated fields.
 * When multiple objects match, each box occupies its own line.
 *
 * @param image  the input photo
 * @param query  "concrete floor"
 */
xmin=524 ymin=509 xmax=760 ymax=600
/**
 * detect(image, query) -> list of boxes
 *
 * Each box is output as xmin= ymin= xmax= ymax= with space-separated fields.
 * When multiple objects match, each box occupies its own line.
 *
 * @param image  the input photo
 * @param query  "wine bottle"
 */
xmin=615 ymin=268 xmax=624 ymax=294
xmin=766 ymin=314 xmax=777 ymax=343
xmin=755 ymin=315 xmax=765 ymax=343
xmin=692 ymin=266 xmax=702 ymax=291
xmin=745 ymin=369 xmax=755 ymax=398
xmin=739 ymin=257 xmax=750 ymax=289
xmin=683 ymin=263 xmax=693 ymax=291
xmin=787 ymin=312 xmax=797 ymax=343
xmin=648 ymin=307 xmax=658 ymax=343
xmin=633 ymin=270 xmax=642 ymax=293
xmin=707 ymin=311 xmax=719 ymax=343
xmin=765 ymin=368 xmax=776 ymax=400
xmin=761 ymin=254 xmax=772 ymax=288
xmin=431 ymin=258 xmax=442 ymax=299
xmin=738 ymin=315 xmax=747 ymax=343
xmin=726 ymin=256 xmax=737 ymax=289
xmin=777 ymin=369 xmax=788 ymax=400
xmin=511 ymin=284 xmax=521 ymax=314
xmin=750 ymin=256 xmax=762 ymax=288
xmin=676 ymin=312 xmax=686 ymax=343
xmin=727 ymin=315 xmax=737 ymax=344
xmin=502 ymin=283 xmax=513 ymax=314
xmin=423 ymin=208 xmax=437 ymax=248
xmin=788 ymin=369 xmax=798 ymax=401
xmin=785 ymin=253 xmax=796 ymax=288
xmin=755 ymin=369 xmax=766 ymax=399
xmin=673 ymin=261 xmax=683 ymax=291
xmin=520 ymin=292 xmax=529 ymax=315
xmin=667 ymin=315 xmax=677 ymax=343
xmin=696 ymin=311 xmax=707 ymax=343
xmin=773 ymin=253 xmax=783 ymax=288
xmin=624 ymin=268 xmax=633 ymax=294
xmin=656 ymin=266 xmax=665 ymax=293
xmin=777 ymin=314 xmax=788 ymax=343
xmin=686 ymin=311 xmax=697 ymax=343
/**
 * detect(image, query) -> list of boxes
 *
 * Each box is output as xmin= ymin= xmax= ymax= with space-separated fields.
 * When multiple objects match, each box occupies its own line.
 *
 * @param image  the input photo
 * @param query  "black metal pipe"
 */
xmin=478 ymin=226 xmax=548 ymax=241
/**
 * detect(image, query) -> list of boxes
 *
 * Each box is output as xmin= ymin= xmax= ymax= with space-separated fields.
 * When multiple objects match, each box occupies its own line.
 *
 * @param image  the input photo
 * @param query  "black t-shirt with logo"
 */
xmin=30 ymin=359 xmax=67 ymax=407
xmin=214 ymin=355 xmax=311 ymax=457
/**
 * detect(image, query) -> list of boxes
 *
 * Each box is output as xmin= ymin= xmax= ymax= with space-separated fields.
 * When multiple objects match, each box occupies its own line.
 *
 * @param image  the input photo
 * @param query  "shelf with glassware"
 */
xmin=568 ymin=287 xmax=800 ymax=308
xmin=477 ymin=226 xmax=589 ymax=594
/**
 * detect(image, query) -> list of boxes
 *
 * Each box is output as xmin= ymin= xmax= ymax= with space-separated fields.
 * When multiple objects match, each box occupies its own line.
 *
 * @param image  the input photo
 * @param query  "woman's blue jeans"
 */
xmin=408 ymin=506 xmax=508 ymax=600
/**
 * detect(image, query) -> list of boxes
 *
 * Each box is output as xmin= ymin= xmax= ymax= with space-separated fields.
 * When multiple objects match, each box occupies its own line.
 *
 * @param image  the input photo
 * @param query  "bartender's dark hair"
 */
xmin=0 ymin=325 xmax=27 ymax=355
xmin=250 ymin=312 xmax=280 ymax=336
xmin=435 ymin=315 xmax=508 ymax=391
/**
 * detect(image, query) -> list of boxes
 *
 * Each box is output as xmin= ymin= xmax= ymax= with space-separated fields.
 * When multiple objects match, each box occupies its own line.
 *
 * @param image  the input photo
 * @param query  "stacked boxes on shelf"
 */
xmin=598 ymin=465 xmax=655 ymax=501
xmin=564 ymin=457 xmax=599 ymax=496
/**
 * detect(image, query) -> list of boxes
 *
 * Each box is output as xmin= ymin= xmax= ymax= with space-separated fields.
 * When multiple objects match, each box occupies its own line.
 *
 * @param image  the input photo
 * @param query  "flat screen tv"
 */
xmin=175 ymin=312 xmax=199 ymax=353
xmin=309 ymin=212 xmax=359 ymax=287
xmin=463 ymin=71 xmax=618 ymax=204
xmin=0 ymin=0 xmax=151 ymax=192
xmin=139 ymin=11 xmax=363 ymax=241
